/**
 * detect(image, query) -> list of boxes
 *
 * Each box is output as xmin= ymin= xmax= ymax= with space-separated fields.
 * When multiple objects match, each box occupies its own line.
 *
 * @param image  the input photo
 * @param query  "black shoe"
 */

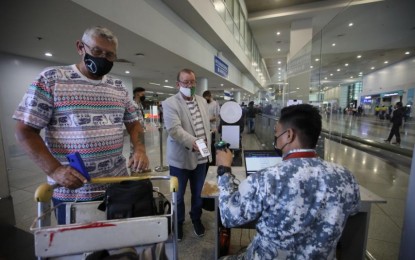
xmin=177 ymin=223 xmax=183 ymax=241
xmin=384 ymin=139 xmax=390 ymax=143
xmin=192 ymin=220 xmax=205 ymax=237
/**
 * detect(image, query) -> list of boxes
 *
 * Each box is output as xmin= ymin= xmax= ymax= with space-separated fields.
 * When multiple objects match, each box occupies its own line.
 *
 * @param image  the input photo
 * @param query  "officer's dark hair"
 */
xmin=133 ymin=87 xmax=145 ymax=95
xmin=279 ymin=104 xmax=322 ymax=148
xmin=396 ymin=101 xmax=403 ymax=107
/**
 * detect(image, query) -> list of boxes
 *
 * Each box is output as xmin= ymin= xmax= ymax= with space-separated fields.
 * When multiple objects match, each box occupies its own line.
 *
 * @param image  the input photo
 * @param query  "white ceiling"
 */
xmin=1 ymin=0 xmax=414 ymax=101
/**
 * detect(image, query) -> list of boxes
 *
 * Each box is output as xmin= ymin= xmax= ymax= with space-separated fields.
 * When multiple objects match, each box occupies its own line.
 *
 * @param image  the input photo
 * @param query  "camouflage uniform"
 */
xmin=218 ymin=149 xmax=360 ymax=260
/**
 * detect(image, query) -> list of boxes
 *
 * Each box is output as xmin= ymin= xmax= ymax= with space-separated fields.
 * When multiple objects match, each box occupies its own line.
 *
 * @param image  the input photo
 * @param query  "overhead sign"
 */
xmin=214 ymin=56 xmax=228 ymax=78
xmin=380 ymin=90 xmax=402 ymax=97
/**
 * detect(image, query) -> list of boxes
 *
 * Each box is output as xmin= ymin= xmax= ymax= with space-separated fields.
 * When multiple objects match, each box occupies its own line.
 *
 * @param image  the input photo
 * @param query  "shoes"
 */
xmin=392 ymin=142 xmax=400 ymax=145
xmin=384 ymin=139 xmax=390 ymax=143
xmin=192 ymin=220 xmax=205 ymax=237
xmin=177 ymin=223 xmax=183 ymax=241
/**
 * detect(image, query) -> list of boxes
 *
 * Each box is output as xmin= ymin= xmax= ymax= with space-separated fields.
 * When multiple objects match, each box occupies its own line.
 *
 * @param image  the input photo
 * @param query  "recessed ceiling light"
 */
xmin=345 ymin=63 xmax=349 ymax=67
xmin=278 ymin=68 xmax=281 ymax=71
xmin=337 ymin=68 xmax=341 ymax=72
xmin=324 ymin=77 xmax=327 ymax=80
xmin=45 ymin=52 xmax=53 ymax=57
xmin=332 ymin=43 xmax=336 ymax=47
xmin=359 ymin=72 xmax=363 ymax=75
xmin=384 ymin=61 xmax=389 ymax=64
xmin=348 ymin=22 xmax=354 ymax=27
xmin=278 ymin=61 xmax=281 ymax=64
xmin=163 ymin=85 xmax=174 ymax=89
xmin=276 ymin=31 xmax=281 ymax=36
xmin=350 ymin=76 xmax=354 ymax=79
xmin=315 ymin=58 xmax=320 ymax=62
xmin=371 ymin=67 xmax=375 ymax=70
xmin=125 ymin=70 xmax=130 ymax=74
xmin=357 ymin=55 xmax=362 ymax=59
xmin=277 ymin=48 xmax=281 ymax=52
xmin=405 ymin=51 xmax=410 ymax=55
xmin=310 ymin=65 xmax=313 ymax=69
xmin=220 ymin=84 xmax=224 ymax=86
xmin=149 ymin=82 xmax=161 ymax=86
xmin=165 ymin=79 xmax=168 ymax=82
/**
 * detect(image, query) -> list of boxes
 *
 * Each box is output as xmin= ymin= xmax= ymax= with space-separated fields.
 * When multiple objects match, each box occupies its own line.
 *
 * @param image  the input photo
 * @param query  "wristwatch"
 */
xmin=217 ymin=165 xmax=232 ymax=176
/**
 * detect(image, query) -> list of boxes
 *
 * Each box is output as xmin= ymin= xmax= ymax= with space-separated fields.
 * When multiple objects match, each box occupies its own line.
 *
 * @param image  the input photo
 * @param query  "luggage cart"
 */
xmin=32 ymin=176 xmax=178 ymax=259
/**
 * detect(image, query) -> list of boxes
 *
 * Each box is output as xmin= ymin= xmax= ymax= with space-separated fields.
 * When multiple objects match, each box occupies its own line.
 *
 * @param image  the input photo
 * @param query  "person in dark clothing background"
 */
xmin=384 ymin=101 xmax=405 ymax=145
xmin=246 ymin=101 xmax=257 ymax=133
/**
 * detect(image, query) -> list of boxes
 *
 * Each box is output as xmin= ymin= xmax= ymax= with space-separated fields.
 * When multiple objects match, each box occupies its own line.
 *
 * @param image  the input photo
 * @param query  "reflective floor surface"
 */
xmin=3 ymin=114 xmax=413 ymax=260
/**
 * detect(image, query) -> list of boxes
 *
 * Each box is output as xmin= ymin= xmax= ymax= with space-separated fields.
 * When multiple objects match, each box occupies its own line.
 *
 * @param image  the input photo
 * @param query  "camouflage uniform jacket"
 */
xmin=218 ymin=150 xmax=360 ymax=259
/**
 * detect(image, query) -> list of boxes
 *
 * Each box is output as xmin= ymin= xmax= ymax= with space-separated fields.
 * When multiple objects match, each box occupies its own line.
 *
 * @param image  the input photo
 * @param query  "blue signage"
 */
xmin=214 ymin=56 xmax=228 ymax=78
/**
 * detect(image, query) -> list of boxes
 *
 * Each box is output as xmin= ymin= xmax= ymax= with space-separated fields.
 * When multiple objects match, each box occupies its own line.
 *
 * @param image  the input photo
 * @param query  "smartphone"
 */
xmin=195 ymin=139 xmax=211 ymax=157
xmin=66 ymin=152 xmax=91 ymax=181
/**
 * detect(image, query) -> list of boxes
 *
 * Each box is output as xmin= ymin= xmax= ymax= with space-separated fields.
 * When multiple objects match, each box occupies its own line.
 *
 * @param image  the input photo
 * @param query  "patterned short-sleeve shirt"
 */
xmin=13 ymin=65 xmax=138 ymax=201
xmin=218 ymin=152 xmax=360 ymax=259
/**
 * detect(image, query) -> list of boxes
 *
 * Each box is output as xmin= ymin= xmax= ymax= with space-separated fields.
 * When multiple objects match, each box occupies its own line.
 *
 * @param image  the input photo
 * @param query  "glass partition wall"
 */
xmin=266 ymin=1 xmax=414 ymax=259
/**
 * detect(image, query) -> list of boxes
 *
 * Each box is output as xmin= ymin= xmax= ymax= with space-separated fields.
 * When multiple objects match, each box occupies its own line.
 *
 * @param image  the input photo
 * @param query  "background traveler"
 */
xmin=13 ymin=26 xmax=149 ymax=224
xmin=246 ymin=101 xmax=257 ymax=134
xmin=202 ymin=90 xmax=220 ymax=165
xmin=162 ymin=68 xmax=211 ymax=241
xmin=384 ymin=101 xmax=405 ymax=145
xmin=216 ymin=104 xmax=360 ymax=259
xmin=133 ymin=87 xmax=146 ymax=130
xmin=130 ymin=87 xmax=146 ymax=160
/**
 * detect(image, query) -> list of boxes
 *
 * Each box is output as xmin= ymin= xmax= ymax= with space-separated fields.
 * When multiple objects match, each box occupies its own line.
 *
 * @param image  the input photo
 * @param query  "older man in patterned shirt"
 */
xmin=13 ymin=26 xmax=149 ymax=224
xmin=216 ymin=104 xmax=360 ymax=259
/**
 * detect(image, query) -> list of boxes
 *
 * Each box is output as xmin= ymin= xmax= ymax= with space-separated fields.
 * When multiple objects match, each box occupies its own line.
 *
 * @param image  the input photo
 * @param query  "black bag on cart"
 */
xmin=98 ymin=179 xmax=171 ymax=220
xmin=98 ymin=180 xmax=155 ymax=219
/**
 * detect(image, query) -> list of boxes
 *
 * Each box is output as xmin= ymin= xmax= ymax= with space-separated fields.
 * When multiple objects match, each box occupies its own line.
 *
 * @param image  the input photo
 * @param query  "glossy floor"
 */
xmin=5 ymin=115 xmax=413 ymax=260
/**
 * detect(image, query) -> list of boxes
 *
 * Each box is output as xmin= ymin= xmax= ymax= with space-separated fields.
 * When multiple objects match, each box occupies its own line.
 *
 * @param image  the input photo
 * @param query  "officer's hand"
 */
xmin=216 ymin=149 xmax=233 ymax=167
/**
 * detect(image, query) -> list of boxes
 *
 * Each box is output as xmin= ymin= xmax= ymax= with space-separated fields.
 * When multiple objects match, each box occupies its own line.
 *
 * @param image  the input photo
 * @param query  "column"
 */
xmin=234 ymin=91 xmax=241 ymax=104
xmin=286 ymin=19 xmax=313 ymax=104
xmin=0 ymin=118 xmax=15 ymax=225
xmin=196 ymin=77 xmax=208 ymax=96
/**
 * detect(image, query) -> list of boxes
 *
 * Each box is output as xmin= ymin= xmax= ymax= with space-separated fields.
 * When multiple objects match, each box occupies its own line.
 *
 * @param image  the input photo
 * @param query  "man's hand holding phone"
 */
xmin=194 ymin=139 xmax=211 ymax=157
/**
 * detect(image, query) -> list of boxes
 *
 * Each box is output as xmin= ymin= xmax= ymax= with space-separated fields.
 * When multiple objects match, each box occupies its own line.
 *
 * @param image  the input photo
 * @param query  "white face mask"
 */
xmin=180 ymin=86 xmax=192 ymax=97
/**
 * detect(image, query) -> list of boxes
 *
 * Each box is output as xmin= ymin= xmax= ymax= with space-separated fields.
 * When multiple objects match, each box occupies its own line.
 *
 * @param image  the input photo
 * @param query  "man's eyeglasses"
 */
xmin=82 ymin=42 xmax=117 ymax=62
xmin=178 ymin=80 xmax=197 ymax=86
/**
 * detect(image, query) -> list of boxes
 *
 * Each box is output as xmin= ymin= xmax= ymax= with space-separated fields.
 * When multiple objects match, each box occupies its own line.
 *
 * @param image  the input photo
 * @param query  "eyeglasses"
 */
xmin=82 ymin=42 xmax=117 ymax=61
xmin=178 ymin=80 xmax=197 ymax=86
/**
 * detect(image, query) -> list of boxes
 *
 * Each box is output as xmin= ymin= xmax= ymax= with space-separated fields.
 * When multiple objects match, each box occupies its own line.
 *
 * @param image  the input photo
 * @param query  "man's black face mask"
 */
xmin=84 ymin=53 xmax=113 ymax=76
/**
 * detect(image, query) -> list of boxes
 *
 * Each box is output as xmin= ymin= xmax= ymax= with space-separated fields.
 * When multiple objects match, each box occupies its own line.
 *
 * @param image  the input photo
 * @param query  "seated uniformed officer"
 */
xmin=216 ymin=104 xmax=360 ymax=259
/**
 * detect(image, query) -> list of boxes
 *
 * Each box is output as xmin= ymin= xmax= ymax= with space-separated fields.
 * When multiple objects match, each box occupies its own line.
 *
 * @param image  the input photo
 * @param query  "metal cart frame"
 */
xmin=32 ymin=176 xmax=178 ymax=260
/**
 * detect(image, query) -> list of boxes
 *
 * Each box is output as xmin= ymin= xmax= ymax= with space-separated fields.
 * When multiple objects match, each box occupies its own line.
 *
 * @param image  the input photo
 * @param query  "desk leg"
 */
xmin=337 ymin=203 xmax=371 ymax=260
xmin=215 ymin=197 xmax=219 ymax=260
